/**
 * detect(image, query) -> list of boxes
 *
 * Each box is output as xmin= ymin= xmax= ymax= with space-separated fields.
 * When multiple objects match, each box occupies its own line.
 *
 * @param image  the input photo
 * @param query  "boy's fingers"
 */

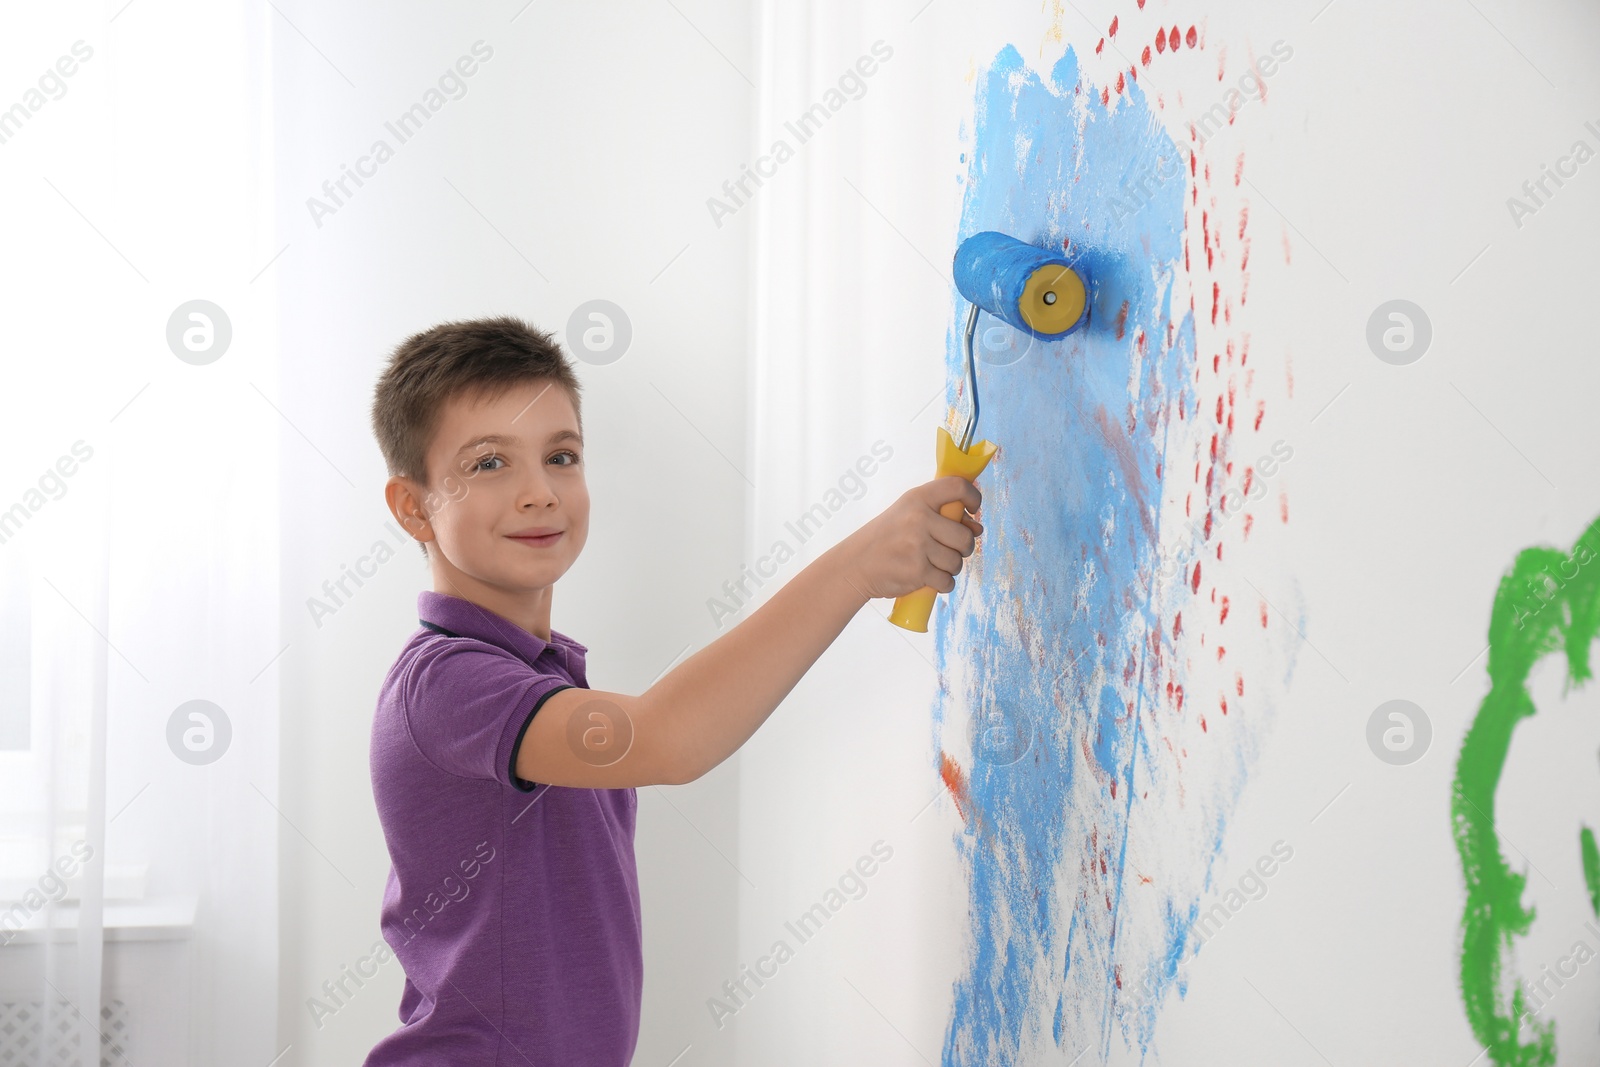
xmin=928 ymin=542 xmax=963 ymax=577
xmin=930 ymin=514 xmax=978 ymax=554
xmin=927 ymin=475 xmax=981 ymax=513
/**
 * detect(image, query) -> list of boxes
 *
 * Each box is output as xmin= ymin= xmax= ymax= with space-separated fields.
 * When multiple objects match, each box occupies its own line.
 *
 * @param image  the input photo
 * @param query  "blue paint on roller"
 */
xmin=953 ymin=230 xmax=1091 ymax=339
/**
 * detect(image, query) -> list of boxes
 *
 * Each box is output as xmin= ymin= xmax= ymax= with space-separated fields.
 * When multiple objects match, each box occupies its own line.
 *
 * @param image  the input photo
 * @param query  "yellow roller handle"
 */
xmin=888 ymin=426 xmax=998 ymax=632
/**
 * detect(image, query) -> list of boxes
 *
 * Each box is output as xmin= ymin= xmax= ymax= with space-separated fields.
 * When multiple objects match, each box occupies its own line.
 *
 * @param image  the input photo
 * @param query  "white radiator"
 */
xmin=0 ymin=998 xmax=133 ymax=1066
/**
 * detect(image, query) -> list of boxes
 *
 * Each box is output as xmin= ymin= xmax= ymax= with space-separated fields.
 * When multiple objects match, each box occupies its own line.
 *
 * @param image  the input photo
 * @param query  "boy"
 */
xmin=363 ymin=315 xmax=982 ymax=1064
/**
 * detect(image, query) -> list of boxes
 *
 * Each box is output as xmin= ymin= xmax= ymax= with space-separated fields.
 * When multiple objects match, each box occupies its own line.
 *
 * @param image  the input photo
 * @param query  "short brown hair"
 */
xmin=371 ymin=314 xmax=583 ymax=487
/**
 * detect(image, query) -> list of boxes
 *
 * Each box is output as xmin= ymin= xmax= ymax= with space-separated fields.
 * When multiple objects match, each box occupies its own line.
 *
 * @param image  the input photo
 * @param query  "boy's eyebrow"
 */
xmin=454 ymin=430 xmax=583 ymax=455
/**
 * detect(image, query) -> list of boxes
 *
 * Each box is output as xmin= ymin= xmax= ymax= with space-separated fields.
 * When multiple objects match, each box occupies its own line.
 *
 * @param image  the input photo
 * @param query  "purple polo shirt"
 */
xmin=364 ymin=590 xmax=641 ymax=1066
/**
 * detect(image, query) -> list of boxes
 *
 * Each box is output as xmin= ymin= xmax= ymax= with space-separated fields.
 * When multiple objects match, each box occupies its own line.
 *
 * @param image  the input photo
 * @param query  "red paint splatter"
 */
xmin=1280 ymin=492 xmax=1289 ymax=523
xmin=1114 ymin=300 xmax=1130 ymax=339
xmin=1254 ymin=400 xmax=1265 ymax=430
xmin=940 ymin=751 xmax=970 ymax=823
xmin=1142 ymin=46 xmax=1152 ymax=66
xmin=1219 ymin=595 xmax=1230 ymax=623
xmin=1116 ymin=70 xmax=1125 ymax=94
xmin=1220 ymin=694 xmax=1228 ymax=714
xmin=1175 ymin=685 xmax=1185 ymax=711
xmin=1243 ymin=513 xmax=1254 ymax=538
xmin=1187 ymin=25 xmax=1198 ymax=47
xmin=1102 ymin=86 xmax=1110 ymax=106
xmin=1191 ymin=562 xmax=1202 ymax=593
xmin=1236 ymin=673 xmax=1245 ymax=696
xmin=1211 ymin=282 xmax=1220 ymax=325
xmin=1096 ymin=37 xmax=1105 ymax=55
xmin=1217 ymin=645 xmax=1226 ymax=661
xmin=1215 ymin=393 xmax=1224 ymax=423
xmin=1239 ymin=204 xmax=1250 ymax=240
xmin=1169 ymin=26 xmax=1180 ymax=51
xmin=1155 ymin=28 xmax=1166 ymax=53
xmin=1259 ymin=601 xmax=1269 ymax=627
xmin=1172 ymin=612 xmax=1183 ymax=638
xmin=1109 ymin=15 xmax=1119 ymax=36
xmin=1199 ymin=715 xmax=1207 ymax=732
xmin=1234 ymin=153 xmax=1244 ymax=186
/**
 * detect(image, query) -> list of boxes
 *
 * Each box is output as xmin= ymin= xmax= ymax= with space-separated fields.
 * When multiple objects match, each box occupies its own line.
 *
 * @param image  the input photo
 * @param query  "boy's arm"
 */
xmin=514 ymin=475 xmax=983 ymax=789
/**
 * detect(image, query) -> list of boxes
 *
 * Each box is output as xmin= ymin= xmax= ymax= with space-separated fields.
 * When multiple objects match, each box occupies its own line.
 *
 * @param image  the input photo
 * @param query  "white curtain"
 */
xmin=737 ymin=2 xmax=976 ymax=1062
xmin=0 ymin=3 xmax=279 ymax=1064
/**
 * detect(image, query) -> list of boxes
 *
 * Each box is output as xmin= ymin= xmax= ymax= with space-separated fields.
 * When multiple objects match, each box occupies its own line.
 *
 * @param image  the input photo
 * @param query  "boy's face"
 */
xmin=401 ymin=379 xmax=589 ymax=602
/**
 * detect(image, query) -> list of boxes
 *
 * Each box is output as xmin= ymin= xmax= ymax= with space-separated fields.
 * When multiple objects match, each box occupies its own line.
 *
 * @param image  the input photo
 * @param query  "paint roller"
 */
xmin=887 ymin=231 xmax=1091 ymax=632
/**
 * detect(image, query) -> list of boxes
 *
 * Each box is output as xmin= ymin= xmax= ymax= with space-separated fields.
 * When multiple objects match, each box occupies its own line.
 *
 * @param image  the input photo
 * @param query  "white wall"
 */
xmin=272 ymin=2 xmax=753 ymax=1064
xmin=733 ymin=2 xmax=1600 ymax=1065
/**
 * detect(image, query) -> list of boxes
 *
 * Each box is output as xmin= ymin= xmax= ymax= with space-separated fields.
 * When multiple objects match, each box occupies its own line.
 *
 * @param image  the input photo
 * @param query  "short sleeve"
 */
xmin=401 ymin=640 xmax=576 ymax=792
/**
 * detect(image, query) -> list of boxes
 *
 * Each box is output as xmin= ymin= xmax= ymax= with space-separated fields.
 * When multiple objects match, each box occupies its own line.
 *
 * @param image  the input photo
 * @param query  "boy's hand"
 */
xmin=840 ymin=475 xmax=983 ymax=601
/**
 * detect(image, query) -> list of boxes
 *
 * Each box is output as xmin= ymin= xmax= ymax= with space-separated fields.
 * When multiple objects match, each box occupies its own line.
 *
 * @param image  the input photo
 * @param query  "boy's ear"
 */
xmin=386 ymin=475 xmax=435 ymax=546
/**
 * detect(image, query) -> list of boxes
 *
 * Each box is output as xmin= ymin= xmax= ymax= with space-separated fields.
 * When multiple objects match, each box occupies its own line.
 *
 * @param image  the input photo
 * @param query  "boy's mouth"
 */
xmin=506 ymin=527 xmax=563 ymax=548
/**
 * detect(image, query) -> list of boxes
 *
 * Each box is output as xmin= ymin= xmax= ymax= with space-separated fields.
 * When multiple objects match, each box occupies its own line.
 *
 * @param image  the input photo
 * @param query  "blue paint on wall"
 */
xmin=932 ymin=44 xmax=1209 ymax=1064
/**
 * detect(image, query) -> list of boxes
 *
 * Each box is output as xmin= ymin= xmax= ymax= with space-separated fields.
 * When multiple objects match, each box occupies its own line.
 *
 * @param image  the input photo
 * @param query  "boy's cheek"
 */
xmin=439 ymin=474 xmax=471 ymax=506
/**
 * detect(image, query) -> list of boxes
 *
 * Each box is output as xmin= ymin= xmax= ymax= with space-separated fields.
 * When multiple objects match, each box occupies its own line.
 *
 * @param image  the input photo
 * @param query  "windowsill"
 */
xmin=2 ymin=894 xmax=197 ymax=944
xmin=0 ymin=862 xmax=149 ymax=903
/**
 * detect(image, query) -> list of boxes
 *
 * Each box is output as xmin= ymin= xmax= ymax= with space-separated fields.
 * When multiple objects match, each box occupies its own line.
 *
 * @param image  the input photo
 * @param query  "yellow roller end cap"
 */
xmin=1018 ymin=264 xmax=1086 ymax=336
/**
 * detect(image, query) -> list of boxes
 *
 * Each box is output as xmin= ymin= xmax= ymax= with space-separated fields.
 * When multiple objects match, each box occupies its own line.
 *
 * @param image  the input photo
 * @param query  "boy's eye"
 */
xmin=550 ymin=451 xmax=580 ymax=466
xmin=474 ymin=454 xmax=504 ymax=472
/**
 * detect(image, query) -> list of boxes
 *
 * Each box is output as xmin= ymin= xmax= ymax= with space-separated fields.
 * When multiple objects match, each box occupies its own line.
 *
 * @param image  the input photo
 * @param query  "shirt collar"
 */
xmin=417 ymin=590 xmax=587 ymax=669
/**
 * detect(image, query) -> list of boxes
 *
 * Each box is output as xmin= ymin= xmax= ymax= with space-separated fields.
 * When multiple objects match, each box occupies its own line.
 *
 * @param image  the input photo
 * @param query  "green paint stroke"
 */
xmin=1453 ymin=514 xmax=1600 ymax=1066
xmin=1582 ymin=827 xmax=1599 ymax=918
